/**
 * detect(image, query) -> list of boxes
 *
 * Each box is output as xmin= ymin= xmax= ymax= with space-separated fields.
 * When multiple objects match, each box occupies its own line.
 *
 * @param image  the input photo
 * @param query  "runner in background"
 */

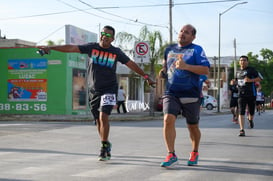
xmin=236 ymin=55 xmax=263 ymax=136
xmin=256 ymin=87 xmax=265 ymax=115
xmin=229 ymin=79 xmax=239 ymax=124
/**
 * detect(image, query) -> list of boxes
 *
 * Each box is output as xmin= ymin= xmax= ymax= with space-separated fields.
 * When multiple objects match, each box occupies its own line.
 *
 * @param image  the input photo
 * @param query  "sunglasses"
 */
xmin=101 ymin=32 xmax=113 ymax=38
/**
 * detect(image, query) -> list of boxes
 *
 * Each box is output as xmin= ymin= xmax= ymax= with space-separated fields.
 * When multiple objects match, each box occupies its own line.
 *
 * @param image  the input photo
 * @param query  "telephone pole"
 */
xmin=233 ymin=38 xmax=237 ymax=77
xmin=169 ymin=0 xmax=173 ymax=43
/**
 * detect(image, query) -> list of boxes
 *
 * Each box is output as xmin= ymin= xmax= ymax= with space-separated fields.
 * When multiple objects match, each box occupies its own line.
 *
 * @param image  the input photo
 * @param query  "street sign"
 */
xmin=133 ymin=41 xmax=150 ymax=63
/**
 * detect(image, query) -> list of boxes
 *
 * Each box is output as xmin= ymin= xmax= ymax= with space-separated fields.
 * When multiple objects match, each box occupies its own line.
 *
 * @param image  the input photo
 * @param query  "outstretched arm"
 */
xmin=36 ymin=45 xmax=80 ymax=54
xmin=125 ymin=60 xmax=156 ymax=87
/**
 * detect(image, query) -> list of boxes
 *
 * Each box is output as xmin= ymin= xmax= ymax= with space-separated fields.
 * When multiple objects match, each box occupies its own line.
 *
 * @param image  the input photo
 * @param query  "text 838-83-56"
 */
xmin=0 ymin=103 xmax=47 ymax=112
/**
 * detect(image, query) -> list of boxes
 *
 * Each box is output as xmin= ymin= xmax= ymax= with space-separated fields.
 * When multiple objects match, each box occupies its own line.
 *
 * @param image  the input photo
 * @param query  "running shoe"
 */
xmin=248 ymin=120 xmax=254 ymax=128
xmin=98 ymin=142 xmax=112 ymax=161
xmin=188 ymin=151 xmax=199 ymax=166
xmin=232 ymin=118 xmax=238 ymax=124
xmin=160 ymin=153 xmax=178 ymax=168
xmin=106 ymin=142 xmax=112 ymax=159
xmin=238 ymin=129 xmax=245 ymax=136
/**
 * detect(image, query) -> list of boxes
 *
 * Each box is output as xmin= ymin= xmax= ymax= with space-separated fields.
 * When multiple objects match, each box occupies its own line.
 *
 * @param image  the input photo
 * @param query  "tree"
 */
xmin=115 ymin=26 xmax=164 ymax=116
xmin=260 ymin=48 xmax=273 ymax=63
xmin=247 ymin=50 xmax=273 ymax=97
xmin=46 ymin=39 xmax=64 ymax=46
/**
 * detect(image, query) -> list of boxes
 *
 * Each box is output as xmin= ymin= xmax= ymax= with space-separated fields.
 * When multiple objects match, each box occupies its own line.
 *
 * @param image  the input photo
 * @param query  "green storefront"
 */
xmin=0 ymin=47 xmax=89 ymax=115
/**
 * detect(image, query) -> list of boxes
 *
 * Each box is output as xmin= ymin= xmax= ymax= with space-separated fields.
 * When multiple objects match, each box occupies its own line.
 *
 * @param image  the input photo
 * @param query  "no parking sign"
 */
xmin=133 ymin=41 xmax=150 ymax=63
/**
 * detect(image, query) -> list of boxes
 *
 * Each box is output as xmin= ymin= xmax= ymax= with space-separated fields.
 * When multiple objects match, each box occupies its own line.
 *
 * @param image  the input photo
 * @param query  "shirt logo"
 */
xmin=90 ymin=49 xmax=116 ymax=68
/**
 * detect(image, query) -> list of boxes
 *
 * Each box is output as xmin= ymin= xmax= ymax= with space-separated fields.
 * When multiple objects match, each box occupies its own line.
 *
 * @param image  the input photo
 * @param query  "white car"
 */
xmin=203 ymin=95 xmax=217 ymax=110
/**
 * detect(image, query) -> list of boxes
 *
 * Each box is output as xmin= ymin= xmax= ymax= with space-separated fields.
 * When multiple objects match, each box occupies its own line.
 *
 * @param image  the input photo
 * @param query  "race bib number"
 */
xmin=233 ymin=93 xmax=239 ymax=98
xmin=100 ymin=94 xmax=116 ymax=106
xmin=238 ymin=79 xmax=245 ymax=86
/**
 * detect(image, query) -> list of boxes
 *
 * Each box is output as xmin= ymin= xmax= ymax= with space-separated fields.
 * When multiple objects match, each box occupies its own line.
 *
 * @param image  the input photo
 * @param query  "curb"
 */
xmin=0 ymin=110 xmax=231 ymax=122
xmin=0 ymin=112 xmax=164 ymax=122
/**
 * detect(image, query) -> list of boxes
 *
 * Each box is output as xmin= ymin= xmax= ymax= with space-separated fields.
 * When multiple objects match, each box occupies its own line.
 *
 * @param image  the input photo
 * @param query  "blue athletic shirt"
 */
xmin=164 ymin=43 xmax=210 ymax=98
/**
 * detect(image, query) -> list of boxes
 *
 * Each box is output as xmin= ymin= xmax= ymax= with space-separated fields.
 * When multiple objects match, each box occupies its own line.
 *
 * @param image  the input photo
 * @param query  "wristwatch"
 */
xmin=143 ymin=74 xmax=149 ymax=80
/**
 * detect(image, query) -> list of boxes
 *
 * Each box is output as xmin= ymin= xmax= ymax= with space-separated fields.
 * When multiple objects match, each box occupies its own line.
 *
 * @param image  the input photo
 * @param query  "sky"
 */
xmin=0 ymin=0 xmax=272 ymax=57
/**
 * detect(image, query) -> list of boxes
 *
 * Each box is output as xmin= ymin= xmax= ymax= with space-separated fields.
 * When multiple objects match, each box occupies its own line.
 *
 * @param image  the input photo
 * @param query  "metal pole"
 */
xmin=169 ymin=0 xmax=173 ymax=43
xmin=217 ymin=13 xmax=221 ymax=113
xmin=213 ymin=56 xmax=217 ymax=98
xmin=217 ymin=1 xmax=248 ymax=112
xmin=234 ymin=38 xmax=237 ymax=77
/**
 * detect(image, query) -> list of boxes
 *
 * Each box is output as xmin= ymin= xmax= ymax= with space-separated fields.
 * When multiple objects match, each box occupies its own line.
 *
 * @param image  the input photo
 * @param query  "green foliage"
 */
xmin=260 ymin=48 xmax=273 ymax=62
xmin=115 ymin=32 xmax=137 ymax=50
xmin=115 ymin=26 xmax=164 ymax=77
xmin=247 ymin=50 xmax=273 ymax=97
xmin=46 ymin=39 xmax=64 ymax=46
xmin=46 ymin=40 xmax=55 ymax=46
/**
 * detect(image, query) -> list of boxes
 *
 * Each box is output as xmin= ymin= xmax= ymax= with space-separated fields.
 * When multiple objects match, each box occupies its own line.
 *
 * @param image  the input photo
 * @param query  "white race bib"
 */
xmin=100 ymin=94 xmax=116 ymax=106
xmin=238 ymin=79 xmax=245 ymax=86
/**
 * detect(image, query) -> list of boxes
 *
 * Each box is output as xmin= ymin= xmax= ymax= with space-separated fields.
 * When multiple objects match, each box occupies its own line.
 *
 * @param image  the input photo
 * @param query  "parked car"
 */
xmin=203 ymin=95 xmax=217 ymax=110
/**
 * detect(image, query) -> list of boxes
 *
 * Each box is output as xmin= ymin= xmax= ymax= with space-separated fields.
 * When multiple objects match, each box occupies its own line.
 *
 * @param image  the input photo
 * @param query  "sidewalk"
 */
xmin=0 ymin=109 xmax=230 ymax=122
xmin=0 ymin=111 xmax=162 ymax=122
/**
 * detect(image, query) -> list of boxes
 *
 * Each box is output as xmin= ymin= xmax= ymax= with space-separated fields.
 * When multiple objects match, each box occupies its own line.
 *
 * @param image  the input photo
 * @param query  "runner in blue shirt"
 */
xmin=159 ymin=24 xmax=210 ymax=167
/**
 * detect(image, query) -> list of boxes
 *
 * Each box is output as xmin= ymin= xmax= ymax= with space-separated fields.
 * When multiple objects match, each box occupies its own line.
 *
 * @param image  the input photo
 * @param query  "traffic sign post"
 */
xmin=133 ymin=41 xmax=150 ymax=63
xmin=133 ymin=41 xmax=150 ymax=104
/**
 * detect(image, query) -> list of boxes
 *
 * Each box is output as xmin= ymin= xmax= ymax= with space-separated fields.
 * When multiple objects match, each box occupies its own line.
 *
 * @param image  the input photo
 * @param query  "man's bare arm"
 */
xmin=37 ymin=45 xmax=80 ymax=54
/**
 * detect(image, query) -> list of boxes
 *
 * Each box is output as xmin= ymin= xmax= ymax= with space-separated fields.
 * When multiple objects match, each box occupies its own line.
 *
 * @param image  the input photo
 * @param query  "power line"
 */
xmin=78 ymin=0 xmax=168 ymax=28
xmin=1 ymin=0 xmax=246 ymax=43
xmin=56 ymin=0 xmax=130 ymax=25
xmin=0 ymin=9 xmax=83 ymax=21
xmin=36 ymin=25 xmax=65 ymax=44
xmin=34 ymin=0 xmax=147 ymax=44
xmin=91 ymin=0 xmax=243 ymax=9
xmin=0 ymin=0 xmax=244 ymax=22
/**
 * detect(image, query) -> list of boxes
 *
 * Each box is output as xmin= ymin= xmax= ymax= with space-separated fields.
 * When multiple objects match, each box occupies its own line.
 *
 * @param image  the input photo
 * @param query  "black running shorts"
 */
xmin=163 ymin=95 xmax=200 ymax=125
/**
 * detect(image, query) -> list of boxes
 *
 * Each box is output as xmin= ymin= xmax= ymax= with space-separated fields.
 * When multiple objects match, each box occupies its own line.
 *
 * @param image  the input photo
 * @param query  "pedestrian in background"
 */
xmin=256 ymin=87 xmax=265 ymax=115
xmin=236 ymin=55 xmax=263 ymax=136
xmin=117 ymin=86 xmax=127 ymax=114
xmin=37 ymin=25 xmax=155 ymax=161
xmin=199 ymin=74 xmax=210 ymax=108
xmin=229 ymin=79 xmax=239 ymax=124
xmin=159 ymin=24 xmax=210 ymax=167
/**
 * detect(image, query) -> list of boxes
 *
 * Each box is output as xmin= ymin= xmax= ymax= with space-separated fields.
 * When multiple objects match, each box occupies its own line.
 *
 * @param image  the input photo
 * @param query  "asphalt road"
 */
xmin=0 ymin=110 xmax=272 ymax=181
